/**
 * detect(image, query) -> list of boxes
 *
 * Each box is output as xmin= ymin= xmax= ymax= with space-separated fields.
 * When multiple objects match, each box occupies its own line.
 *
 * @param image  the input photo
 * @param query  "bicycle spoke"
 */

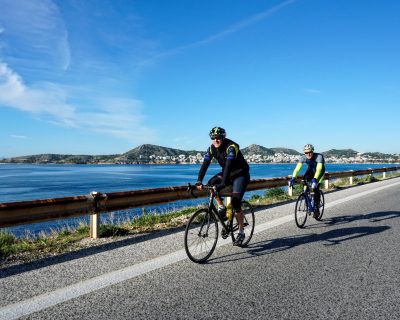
xmin=184 ymin=209 xmax=218 ymax=263
xmin=295 ymin=194 xmax=308 ymax=228
xmin=230 ymin=201 xmax=255 ymax=247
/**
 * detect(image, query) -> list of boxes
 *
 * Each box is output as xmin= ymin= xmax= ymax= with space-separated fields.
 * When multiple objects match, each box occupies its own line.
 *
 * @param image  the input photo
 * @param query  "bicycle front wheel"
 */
xmin=314 ymin=191 xmax=325 ymax=221
xmin=230 ymin=201 xmax=255 ymax=247
xmin=295 ymin=194 xmax=308 ymax=228
xmin=184 ymin=209 xmax=218 ymax=263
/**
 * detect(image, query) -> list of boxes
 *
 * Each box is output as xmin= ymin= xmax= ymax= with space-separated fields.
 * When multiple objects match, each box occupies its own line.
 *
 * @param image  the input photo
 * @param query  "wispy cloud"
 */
xmin=10 ymin=134 xmax=27 ymax=139
xmin=0 ymin=64 xmax=154 ymax=141
xmin=140 ymin=0 xmax=296 ymax=66
xmin=0 ymin=62 xmax=155 ymax=143
xmin=0 ymin=0 xmax=70 ymax=71
xmin=74 ymin=98 xmax=156 ymax=143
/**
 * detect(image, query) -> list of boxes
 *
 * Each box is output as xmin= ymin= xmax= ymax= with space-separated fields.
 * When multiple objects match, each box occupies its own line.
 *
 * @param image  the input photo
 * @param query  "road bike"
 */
xmin=184 ymin=184 xmax=255 ymax=263
xmin=294 ymin=180 xmax=325 ymax=228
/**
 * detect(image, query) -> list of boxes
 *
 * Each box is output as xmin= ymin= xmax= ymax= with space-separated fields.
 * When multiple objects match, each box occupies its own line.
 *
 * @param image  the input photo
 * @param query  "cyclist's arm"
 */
xmin=221 ymin=144 xmax=238 ymax=184
xmin=314 ymin=163 xmax=324 ymax=181
xmin=292 ymin=162 xmax=303 ymax=178
xmin=197 ymin=148 xmax=212 ymax=183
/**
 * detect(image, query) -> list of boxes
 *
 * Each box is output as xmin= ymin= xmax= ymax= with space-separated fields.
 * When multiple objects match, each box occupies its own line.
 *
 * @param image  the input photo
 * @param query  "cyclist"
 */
xmin=196 ymin=126 xmax=250 ymax=246
xmin=290 ymin=144 xmax=325 ymax=215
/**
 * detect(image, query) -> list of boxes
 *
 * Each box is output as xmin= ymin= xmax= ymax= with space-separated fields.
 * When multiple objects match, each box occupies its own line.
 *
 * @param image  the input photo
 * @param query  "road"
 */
xmin=1 ymin=177 xmax=400 ymax=320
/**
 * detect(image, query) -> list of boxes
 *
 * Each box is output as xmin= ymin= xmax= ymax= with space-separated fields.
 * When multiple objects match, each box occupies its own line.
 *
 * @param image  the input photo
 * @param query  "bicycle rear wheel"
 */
xmin=184 ymin=208 xmax=218 ymax=263
xmin=314 ymin=191 xmax=325 ymax=221
xmin=295 ymin=194 xmax=308 ymax=228
xmin=230 ymin=201 xmax=255 ymax=247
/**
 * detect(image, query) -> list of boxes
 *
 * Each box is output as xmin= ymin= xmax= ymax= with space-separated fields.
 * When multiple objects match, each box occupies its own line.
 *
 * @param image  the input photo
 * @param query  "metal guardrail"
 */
xmin=1 ymin=166 xmax=399 ymax=237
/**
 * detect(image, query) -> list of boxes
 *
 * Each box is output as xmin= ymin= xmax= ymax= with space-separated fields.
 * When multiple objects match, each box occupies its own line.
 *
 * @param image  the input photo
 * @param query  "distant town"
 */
xmin=1 ymin=144 xmax=399 ymax=165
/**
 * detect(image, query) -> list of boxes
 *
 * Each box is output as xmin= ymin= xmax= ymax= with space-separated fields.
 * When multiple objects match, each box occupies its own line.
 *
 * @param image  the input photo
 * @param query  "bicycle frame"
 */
xmin=205 ymin=188 xmax=231 ymax=233
xmin=301 ymin=182 xmax=315 ymax=213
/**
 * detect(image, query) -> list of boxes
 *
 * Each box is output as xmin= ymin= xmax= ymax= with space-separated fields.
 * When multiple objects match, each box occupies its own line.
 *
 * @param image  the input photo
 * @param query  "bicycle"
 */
xmin=184 ymin=183 xmax=255 ymax=263
xmin=293 ymin=179 xmax=325 ymax=228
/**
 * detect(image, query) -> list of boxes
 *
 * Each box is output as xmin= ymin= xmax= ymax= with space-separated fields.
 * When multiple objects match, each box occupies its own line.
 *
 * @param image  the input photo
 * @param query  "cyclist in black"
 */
xmin=290 ymin=144 xmax=325 ymax=215
xmin=196 ymin=126 xmax=250 ymax=246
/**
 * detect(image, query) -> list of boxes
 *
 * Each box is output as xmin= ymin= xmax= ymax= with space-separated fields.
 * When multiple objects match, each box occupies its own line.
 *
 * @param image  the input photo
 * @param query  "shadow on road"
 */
xmin=208 ymin=210 xmax=398 ymax=264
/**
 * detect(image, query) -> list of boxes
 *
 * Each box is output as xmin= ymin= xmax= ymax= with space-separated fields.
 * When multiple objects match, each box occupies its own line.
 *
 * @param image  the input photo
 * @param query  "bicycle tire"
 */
xmin=184 ymin=208 xmax=218 ymax=263
xmin=295 ymin=194 xmax=308 ymax=228
xmin=230 ymin=200 xmax=255 ymax=247
xmin=314 ymin=190 xmax=325 ymax=221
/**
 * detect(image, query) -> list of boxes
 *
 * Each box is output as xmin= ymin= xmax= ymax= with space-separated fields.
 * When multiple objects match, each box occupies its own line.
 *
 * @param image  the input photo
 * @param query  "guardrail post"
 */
xmin=88 ymin=191 xmax=107 ymax=239
xmin=90 ymin=213 xmax=100 ymax=239
xmin=324 ymin=179 xmax=329 ymax=190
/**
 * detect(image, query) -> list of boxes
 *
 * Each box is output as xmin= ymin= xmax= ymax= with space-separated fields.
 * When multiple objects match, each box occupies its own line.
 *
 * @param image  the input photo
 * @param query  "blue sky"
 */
xmin=0 ymin=0 xmax=399 ymax=158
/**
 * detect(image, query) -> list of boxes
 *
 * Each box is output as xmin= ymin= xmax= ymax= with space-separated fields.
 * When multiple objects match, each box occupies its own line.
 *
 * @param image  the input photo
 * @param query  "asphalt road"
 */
xmin=1 ymin=177 xmax=400 ymax=320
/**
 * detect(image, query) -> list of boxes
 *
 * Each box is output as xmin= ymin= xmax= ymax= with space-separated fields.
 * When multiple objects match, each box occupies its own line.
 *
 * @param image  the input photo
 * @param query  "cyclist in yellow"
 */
xmin=290 ymin=144 xmax=325 ymax=215
xmin=196 ymin=126 xmax=250 ymax=246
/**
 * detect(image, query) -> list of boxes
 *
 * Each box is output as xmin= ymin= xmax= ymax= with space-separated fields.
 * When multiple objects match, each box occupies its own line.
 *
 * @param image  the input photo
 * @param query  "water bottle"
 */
xmin=226 ymin=203 xmax=233 ymax=221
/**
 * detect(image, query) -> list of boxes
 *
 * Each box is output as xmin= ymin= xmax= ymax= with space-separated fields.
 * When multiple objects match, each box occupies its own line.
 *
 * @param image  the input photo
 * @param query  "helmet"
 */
xmin=209 ymin=127 xmax=226 ymax=139
xmin=303 ymin=144 xmax=314 ymax=153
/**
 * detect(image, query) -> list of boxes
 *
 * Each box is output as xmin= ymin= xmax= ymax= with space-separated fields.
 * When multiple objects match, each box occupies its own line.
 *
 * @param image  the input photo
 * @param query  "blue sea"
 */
xmin=0 ymin=163 xmax=397 ymax=237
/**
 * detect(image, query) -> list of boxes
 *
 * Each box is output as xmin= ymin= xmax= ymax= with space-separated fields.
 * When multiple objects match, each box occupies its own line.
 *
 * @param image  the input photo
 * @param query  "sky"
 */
xmin=0 ymin=0 xmax=399 ymax=158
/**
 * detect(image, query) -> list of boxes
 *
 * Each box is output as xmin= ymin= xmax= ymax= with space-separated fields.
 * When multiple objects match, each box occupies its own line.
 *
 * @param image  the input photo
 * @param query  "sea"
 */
xmin=1 ymin=163 xmax=397 ymax=237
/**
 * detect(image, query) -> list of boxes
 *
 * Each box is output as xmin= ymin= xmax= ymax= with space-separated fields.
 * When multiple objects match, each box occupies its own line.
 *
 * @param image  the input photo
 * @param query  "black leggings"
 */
xmin=207 ymin=172 xmax=250 ymax=211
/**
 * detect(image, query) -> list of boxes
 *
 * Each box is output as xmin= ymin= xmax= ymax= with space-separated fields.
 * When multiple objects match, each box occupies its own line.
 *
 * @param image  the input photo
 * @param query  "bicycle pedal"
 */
xmin=221 ymin=229 xmax=229 ymax=239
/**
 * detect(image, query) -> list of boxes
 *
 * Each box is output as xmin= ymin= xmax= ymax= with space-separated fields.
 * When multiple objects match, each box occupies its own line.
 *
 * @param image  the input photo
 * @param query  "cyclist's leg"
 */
xmin=231 ymin=173 xmax=250 ymax=245
xmin=313 ymin=175 xmax=325 ymax=212
xmin=207 ymin=173 xmax=224 ymax=207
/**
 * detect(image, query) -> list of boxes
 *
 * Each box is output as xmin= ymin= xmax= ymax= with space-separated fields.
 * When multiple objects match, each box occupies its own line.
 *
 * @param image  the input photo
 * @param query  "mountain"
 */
xmin=119 ymin=144 xmax=202 ymax=162
xmin=241 ymin=144 xmax=301 ymax=157
xmin=241 ymin=144 xmax=275 ymax=156
xmin=1 ymin=144 xmax=398 ymax=164
xmin=322 ymin=149 xmax=359 ymax=158
xmin=1 ymin=153 xmax=118 ymax=164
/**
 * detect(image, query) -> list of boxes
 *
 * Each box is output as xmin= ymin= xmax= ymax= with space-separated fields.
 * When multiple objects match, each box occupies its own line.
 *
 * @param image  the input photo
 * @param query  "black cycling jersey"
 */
xmin=197 ymin=138 xmax=249 ymax=185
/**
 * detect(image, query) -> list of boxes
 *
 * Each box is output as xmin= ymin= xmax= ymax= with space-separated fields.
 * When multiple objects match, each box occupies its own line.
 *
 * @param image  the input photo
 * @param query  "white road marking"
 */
xmin=1 ymin=180 xmax=399 ymax=319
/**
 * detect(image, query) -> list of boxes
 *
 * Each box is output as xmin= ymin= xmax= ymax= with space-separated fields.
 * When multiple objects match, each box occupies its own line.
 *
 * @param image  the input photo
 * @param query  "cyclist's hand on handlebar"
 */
xmin=195 ymin=181 xmax=203 ymax=190
xmin=311 ymin=178 xmax=318 ymax=189
xmin=289 ymin=177 xmax=296 ymax=187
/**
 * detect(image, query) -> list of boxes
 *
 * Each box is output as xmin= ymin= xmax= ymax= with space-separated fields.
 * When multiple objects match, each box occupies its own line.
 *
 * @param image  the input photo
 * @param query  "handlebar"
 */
xmin=187 ymin=183 xmax=219 ymax=198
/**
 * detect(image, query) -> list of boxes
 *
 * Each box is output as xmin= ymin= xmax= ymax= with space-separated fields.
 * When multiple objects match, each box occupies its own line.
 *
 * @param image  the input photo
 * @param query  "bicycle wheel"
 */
xmin=314 ymin=191 xmax=325 ymax=221
xmin=295 ymin=194 xmax=308 ymax=228
xmin=184 ymin=208 xmax=218 ymax=263
xmin=230 ymin=201 xmax=255 ymax=247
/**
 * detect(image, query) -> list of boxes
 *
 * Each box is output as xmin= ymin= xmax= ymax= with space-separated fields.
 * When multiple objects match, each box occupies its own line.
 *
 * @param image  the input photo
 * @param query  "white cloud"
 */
xmin=0 ymin=62 xmax=76 ymax=125
xmin=0 ymin=62 xmax=155 ymax=143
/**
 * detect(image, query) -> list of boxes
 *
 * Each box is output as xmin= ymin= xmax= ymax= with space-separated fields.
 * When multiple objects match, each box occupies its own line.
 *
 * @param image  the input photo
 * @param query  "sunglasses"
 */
xmin=211 ymin=136 xmax=223 ymax=141
xmin=304 ymin=152 xmax=313 ymax=155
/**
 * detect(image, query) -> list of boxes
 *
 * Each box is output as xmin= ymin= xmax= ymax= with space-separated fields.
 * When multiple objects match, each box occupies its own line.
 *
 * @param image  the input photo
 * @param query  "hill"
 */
xmin=118 ymin=144 xmax=202 ymax=163
xmin=322 ymin=149 xmax=359 ymax=158
xmin=1 ymin=144 xmax=399 ymax=164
